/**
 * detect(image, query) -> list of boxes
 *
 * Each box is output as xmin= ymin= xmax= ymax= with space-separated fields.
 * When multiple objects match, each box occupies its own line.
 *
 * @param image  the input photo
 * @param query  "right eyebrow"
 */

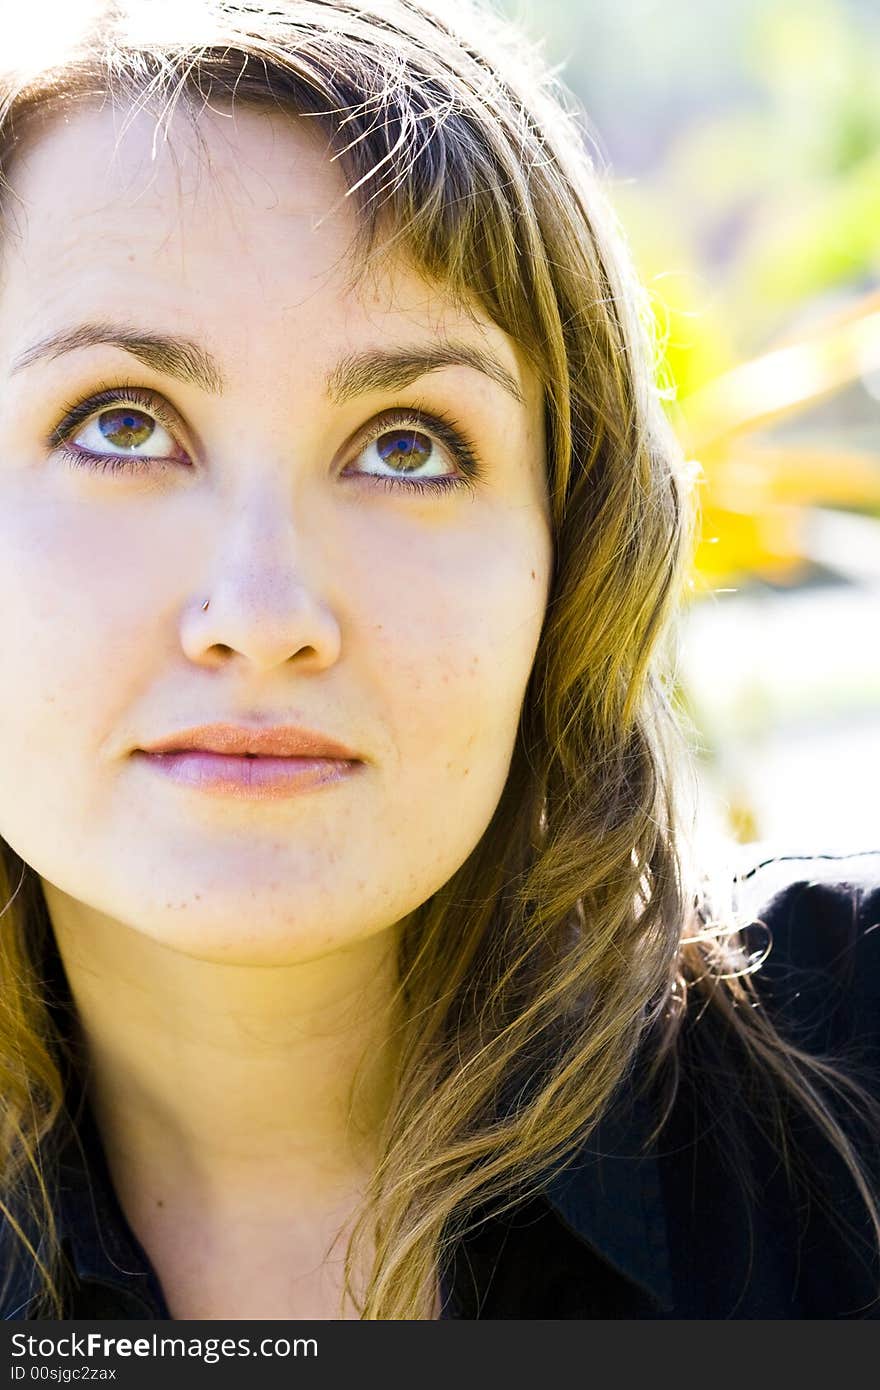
xmin=9 ymin=322 xmax=526 ymax=407
xmin=10 ymin=323 xmax=227 ymax=395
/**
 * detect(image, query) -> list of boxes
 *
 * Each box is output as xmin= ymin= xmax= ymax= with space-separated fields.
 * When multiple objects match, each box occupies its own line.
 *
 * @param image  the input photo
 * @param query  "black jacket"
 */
xmin=2 ymin=849 xmax=879 ymax=1320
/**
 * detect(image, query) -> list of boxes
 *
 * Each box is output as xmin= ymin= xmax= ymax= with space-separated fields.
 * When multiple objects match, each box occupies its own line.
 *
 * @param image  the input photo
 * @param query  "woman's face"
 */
xmin=0 ymin=101 xmax=551 ymax=966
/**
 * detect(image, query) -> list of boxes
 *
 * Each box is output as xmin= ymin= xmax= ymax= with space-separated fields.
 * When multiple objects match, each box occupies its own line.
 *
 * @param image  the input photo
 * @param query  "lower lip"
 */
xmin=134 ymin=751 xmax=364 ymax=800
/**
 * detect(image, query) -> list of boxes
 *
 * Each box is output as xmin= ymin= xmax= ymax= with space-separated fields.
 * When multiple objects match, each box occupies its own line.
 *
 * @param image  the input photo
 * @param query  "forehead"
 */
xmin=0 ymin=100 xmax=533 ymax=398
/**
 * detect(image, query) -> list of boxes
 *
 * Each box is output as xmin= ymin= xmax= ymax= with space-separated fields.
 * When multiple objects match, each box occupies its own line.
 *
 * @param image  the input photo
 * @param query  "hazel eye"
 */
xmin=50 ymin=384 xmax=188 ymax=476
xmin=355 ymin=424 xmax=452 ymax=480
xmin=343 ymin=406 xmax=483 ymax=496
xmin=74 ymin=404 xmax=177 ymax=460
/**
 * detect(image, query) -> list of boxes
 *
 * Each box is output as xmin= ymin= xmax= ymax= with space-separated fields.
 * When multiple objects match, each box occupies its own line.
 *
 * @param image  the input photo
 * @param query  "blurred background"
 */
xmin=501 ymin=0 xmax=880 ymax=857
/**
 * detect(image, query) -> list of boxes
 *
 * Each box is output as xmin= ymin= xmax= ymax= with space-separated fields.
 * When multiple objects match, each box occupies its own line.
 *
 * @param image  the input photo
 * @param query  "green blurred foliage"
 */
xmin=496 ymin=0 xmax=880 ymax=843
xmin=500 ymin=0 xmax=880 ymax=587
xmin=501 ymin=0 xmax=880 ymax=351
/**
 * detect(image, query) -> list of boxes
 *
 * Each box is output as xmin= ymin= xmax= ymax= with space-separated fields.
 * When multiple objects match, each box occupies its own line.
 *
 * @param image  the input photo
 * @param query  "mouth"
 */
xmin=137 ymin=721 xmax=361 ymax=761
xmin=133 ymin=748 xmax=364 ymax=801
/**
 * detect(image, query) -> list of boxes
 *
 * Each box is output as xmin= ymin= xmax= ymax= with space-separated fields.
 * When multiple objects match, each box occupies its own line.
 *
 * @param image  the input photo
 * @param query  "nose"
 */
xmin=179 ymin=491 xmax=343 ymax=673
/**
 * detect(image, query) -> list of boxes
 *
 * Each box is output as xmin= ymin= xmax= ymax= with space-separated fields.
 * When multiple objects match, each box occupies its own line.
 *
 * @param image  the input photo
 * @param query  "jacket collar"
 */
xmin=0 ymin=1080 xmax=162 ymax=1319
xmin=538 ymin=1068 xmax=675 ymax=1312
xmin=54 ymin=1097 xmax=156 ymax=1289
xmin=5 ymin=1065 xmax=675 ymax=1318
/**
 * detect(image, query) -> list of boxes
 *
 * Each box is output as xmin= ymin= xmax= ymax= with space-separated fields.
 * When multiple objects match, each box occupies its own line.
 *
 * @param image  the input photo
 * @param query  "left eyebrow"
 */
xmin=9 ymin=321 xmax=526 ymax=407
xmin=324 ymin=342 xmax=525 ymax=407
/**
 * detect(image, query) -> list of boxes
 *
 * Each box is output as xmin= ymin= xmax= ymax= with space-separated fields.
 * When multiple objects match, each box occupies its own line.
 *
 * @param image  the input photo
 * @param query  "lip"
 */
xmin=137 ymin=722 xmax=361 ymax=760
xmin=132 ymin=750 xmax=364 ymax=801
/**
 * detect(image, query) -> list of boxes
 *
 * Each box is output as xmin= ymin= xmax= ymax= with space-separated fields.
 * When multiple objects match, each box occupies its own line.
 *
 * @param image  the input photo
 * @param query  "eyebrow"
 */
xmin=10 ymin=323 xmax=226 ymax=395
xmin=326 ymin=342 xmax=525 ymax=407
xmin=9 ymin=321 xmax=526 ymax=407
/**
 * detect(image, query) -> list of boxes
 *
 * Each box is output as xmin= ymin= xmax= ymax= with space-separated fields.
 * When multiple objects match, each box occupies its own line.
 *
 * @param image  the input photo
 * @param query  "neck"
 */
xmin=45 ymin=883 xmax=403 ymax=1218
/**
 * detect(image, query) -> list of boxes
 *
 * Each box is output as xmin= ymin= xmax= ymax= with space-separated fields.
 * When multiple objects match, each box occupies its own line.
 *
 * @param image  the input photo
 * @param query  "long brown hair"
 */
xmin=1 ymin=0 xmax=878 ymax=1319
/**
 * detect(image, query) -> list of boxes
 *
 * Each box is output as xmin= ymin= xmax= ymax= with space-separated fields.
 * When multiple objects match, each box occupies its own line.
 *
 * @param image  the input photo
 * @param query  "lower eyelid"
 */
xmin=54 ymin=444 xmax=470 ymax=492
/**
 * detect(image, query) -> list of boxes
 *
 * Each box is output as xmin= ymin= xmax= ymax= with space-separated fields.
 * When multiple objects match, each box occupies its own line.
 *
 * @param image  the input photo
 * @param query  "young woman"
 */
xmin=0 ymin=0 xmax=877 ymax=1321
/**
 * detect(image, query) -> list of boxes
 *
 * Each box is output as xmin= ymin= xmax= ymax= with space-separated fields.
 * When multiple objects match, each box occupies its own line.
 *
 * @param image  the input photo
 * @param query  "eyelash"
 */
xmin=47 ymin=380 xmax=484 ymax=497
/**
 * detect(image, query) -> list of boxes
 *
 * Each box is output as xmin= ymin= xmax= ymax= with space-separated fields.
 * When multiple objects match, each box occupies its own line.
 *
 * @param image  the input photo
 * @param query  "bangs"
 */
xmin=88 ymin=24 xmax=558 ymax=388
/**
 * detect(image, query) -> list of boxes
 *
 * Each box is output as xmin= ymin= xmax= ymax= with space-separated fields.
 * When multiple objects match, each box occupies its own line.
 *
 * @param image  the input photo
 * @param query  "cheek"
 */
xmin=0 ymin=497 xmax=152 ymax=815
xmin=340 ymin=513 xmax=549 ymax=901
xmin=0 ymin=481 xmax=156 ymax=627
xmin=358 ymin=513 xmax=549 ymax=795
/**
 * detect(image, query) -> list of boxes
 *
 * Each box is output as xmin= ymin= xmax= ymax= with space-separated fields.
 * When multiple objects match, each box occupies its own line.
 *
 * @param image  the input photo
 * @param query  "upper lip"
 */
xmin=137 ymin=723 xmax=362 ymax=760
